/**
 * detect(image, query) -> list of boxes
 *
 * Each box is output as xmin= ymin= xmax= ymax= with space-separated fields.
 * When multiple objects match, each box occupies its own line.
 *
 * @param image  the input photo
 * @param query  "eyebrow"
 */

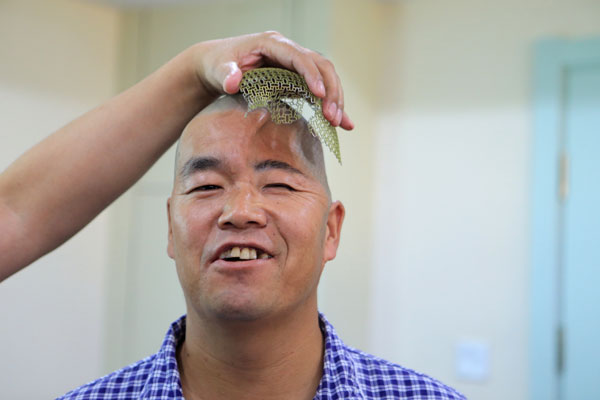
xmin=179 ymin=157 xmax=305 ymax=179
xmin=254 ymin=159 xmax=304 ymax=176
xmin=180 ymin=156 xmax=221 ymax=179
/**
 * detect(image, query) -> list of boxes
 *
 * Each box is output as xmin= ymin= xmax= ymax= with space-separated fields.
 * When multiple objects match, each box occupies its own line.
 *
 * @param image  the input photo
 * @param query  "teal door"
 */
xmin=561 ymin=61 xmax=600 ymax=400
xmin=532 ymin=38 xmax=600 ymax=400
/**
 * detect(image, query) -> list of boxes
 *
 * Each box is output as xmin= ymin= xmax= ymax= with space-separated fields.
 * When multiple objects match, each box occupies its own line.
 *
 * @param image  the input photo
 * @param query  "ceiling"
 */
xmin=84 ymin=0 xmax=229 ymax=9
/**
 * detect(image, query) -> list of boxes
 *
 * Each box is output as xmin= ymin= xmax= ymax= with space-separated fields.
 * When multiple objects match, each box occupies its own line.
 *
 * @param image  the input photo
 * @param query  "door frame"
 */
xmin=531 ymin=37 xmax=600 ymax=400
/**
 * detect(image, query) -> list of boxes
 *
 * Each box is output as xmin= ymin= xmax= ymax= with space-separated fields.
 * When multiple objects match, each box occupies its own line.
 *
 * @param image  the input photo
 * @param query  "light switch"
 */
xmin=455 ymin=340 xmax=490 ymax=382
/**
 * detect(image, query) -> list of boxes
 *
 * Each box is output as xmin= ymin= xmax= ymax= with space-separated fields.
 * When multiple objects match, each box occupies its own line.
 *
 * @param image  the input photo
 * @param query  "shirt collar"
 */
xmin=316 ymin=313 xmax=365 ymax=399
xmin=140 ymin=315 xmax=186 ymax=399
xmin=140 ymin=313 xmax=362 ymax=400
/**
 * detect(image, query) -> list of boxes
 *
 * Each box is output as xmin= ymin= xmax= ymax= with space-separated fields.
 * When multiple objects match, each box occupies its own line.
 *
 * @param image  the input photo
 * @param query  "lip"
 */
xmin=211 ymin=257 xmax=274 ymax=271
xmin=211 ymin=241 xmax=274 ymax=263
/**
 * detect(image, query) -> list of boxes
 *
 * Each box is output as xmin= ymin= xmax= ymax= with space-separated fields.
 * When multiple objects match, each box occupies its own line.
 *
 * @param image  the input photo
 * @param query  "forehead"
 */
xmin=177 ymin=108 xmax=310 ymax=173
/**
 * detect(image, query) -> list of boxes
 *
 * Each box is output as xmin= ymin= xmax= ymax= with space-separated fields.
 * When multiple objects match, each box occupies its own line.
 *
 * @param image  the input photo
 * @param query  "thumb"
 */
xmin=220 ymin=61 xmax=243 ymax=94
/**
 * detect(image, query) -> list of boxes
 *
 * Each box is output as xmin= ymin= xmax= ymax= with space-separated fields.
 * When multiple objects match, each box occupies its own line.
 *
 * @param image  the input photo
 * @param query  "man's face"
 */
xmin=167 ymin=106 xmax=344 ymax=322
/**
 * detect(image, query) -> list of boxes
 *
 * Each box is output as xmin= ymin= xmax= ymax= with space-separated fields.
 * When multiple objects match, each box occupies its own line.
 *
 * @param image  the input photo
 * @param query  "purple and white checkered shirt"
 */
xmin=58 ymin=314 xmax=466 ymax=399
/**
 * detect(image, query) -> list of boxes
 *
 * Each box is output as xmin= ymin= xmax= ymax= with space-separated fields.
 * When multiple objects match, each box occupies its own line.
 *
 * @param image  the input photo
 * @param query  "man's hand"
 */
xmin=192 ymin=31 xmax=353 ymax=130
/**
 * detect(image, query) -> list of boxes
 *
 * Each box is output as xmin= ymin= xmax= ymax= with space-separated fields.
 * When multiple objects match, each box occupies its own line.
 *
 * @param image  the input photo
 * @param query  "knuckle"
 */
xmin=296 ymin=47 xmax=312 ymax=58
xmin=316 ymin=57 xmax=334 ymax=70
xmin=263 ymin=30 xmax=302 ymax=50
xmin=322 ymin=58 xmax=335 ymax=69
xmin=263 ymin=30 xmax=282 ymax=39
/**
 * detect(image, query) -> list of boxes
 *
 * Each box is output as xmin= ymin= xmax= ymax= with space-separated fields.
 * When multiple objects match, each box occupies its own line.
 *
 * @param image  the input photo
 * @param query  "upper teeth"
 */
xmin=219 ymin=246 xmax=270 ymax=260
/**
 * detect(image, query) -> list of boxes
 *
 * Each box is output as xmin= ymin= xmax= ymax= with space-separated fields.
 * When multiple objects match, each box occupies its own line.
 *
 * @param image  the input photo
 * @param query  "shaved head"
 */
xmin=174 ymin=94 xmax=330 ymax=198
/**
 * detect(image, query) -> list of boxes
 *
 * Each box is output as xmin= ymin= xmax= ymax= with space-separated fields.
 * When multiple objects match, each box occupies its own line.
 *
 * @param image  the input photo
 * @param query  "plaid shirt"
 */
xmin=59 ymin=314 xmax=466 ymax=400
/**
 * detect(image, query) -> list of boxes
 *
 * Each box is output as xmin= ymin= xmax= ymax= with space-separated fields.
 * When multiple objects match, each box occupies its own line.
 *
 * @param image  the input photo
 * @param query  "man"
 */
xmin=58 ymin=70 xmax=465 ymax=399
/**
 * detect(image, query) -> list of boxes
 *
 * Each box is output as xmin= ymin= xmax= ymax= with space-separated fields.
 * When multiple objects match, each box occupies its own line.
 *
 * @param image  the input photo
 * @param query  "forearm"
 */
xmin=0 ymin=45 xmax=210 ymax=279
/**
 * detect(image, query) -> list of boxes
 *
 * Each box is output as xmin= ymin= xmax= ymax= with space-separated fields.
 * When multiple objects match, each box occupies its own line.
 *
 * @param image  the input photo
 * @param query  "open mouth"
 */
xmin=218 ymin=246 xmax=273 ymax=261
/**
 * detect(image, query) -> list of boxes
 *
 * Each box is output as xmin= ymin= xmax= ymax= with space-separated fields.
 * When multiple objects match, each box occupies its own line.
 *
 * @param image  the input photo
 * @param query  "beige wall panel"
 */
xmin=0 ymin=0 xmax=121 ymax=397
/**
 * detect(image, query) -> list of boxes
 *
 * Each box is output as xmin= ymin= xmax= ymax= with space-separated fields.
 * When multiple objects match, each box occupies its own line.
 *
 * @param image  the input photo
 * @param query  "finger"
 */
xmin=219 ymin=61 xmax=242 ymax=94
xmin=340 ymin=111 xmax=354 ymax=131
xmin=262 ymin=47 xmax=325 ymax=98
xmin=315 ymin=58 xmax=340 ymax=124
xmin=250 ymin=32 xmax=345 ymax=125
xmin=336 ymin=72 xmax=344 ymax=112
xmin=288 ymin=52 xmax=326 ymax=98
xmin=334 ymin=72 xmax=345 ymax=126
xmin=257 ymin=32 xmax=326 ymax=97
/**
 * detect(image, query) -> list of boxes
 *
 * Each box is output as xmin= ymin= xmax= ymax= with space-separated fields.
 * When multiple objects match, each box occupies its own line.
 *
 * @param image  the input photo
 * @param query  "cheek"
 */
xmin=277 ymin=200 xmax=328 ymax=259
xmin=172 ymin=202 xmax=214 ymax=250
xmin=278 ymin=214 xmax=327 ymax=297
xmin=171 ymin=202 xmax=217 ymax=288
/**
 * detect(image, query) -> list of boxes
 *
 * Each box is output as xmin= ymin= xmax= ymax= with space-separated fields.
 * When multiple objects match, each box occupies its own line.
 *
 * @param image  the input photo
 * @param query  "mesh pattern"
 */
xmin=239 ymin=68 xmax=341 ymax=164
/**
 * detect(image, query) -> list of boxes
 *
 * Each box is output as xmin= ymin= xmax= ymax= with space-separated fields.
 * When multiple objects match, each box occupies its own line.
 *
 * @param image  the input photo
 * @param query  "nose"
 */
xmin=217 ymin=184 xmax=267 ymax=229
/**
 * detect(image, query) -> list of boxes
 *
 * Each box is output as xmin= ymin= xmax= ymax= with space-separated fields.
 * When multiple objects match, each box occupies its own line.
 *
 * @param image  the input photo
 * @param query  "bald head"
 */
xmin=174 ymin=94 xmax=330 ymax=198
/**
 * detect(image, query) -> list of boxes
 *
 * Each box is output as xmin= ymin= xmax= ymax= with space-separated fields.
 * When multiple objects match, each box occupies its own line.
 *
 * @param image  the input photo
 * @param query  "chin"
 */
xmin=212 ymin=307 xmax=266 ymax=322
xmin=202 ymin=293 xmax=277 ymax=322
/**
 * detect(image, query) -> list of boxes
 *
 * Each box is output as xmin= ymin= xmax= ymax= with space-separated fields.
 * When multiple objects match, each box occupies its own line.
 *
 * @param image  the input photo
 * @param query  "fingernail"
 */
xmin=317 ymin=80 xmax=325 ymax=95
xmin=336 ymin=108 xmax=343 ymax=126
xmin=328 ymin=103 xmax=337 ymax=120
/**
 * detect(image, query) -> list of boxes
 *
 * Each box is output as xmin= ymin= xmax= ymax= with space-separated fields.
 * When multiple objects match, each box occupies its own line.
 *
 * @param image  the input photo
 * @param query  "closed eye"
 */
xmin=264 ymin=183 xmax=296 ymax=191
xmin=188 ymin=184 xmax=221 ymax=193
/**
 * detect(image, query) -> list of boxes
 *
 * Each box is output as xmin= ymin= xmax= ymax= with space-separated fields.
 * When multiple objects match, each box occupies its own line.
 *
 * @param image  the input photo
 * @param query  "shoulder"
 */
xmin=319 ymin=313 xmax=466 ymax=399
xmin=57 ymin=315 xmax=185 ymax=400
xmin=56 ymin=354 xmax=157 ymax=400
xmin=345 ymin=347 xmax=467 ymax=400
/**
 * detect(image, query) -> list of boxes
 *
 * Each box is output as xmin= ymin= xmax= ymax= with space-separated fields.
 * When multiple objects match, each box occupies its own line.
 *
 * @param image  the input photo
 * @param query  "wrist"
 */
xmin=154 ymin=43 xmax=219 ymax=113
xmin=185 ymin=42 xmax=222 ymax=103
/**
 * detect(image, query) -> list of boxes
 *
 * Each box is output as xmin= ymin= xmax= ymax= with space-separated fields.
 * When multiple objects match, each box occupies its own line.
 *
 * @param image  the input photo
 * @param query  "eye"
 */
xmin=264 ymin=183 xmax=296 ymax=191
xmin=188 ymin=184 xmax=221 ymax=193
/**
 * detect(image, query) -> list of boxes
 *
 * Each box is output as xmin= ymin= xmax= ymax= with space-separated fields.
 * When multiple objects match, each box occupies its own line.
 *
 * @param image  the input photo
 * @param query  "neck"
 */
xmin=177 ymin=301 xmax=324 ymax=400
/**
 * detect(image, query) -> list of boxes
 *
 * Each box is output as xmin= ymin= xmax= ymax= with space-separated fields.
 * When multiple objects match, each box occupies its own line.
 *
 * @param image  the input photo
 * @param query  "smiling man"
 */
xmin=59 ymin=70 xmax=465 ymax=400
xmin=167 ymin=93 xmax=340 ymax=400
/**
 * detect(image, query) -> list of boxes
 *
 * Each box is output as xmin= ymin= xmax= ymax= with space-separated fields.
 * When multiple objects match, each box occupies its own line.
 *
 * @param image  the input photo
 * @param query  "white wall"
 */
xmin=0 ymin=1 xmax=121 ymax=398
xmin=370 ymin=1 xmax=600 ymax=399
xmin=317 ymin=0 xmax=390 ymax=353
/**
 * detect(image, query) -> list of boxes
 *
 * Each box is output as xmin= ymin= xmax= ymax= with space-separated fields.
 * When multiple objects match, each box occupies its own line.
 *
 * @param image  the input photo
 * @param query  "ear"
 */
xmin=167 ymin=197 xmax=175 ymax=260
xmin=323 ymin=201 xmax=345 ymax=264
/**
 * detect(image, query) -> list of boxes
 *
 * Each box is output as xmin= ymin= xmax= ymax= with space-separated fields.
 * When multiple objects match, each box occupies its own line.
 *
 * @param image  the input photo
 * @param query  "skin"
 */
xmin=174 ymin=94 xmax=331 ymax=196
xmin=0 ymin=31 xmax=353 ymax=282
xmin=167 ymin=101 xmax=345 ymax=400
